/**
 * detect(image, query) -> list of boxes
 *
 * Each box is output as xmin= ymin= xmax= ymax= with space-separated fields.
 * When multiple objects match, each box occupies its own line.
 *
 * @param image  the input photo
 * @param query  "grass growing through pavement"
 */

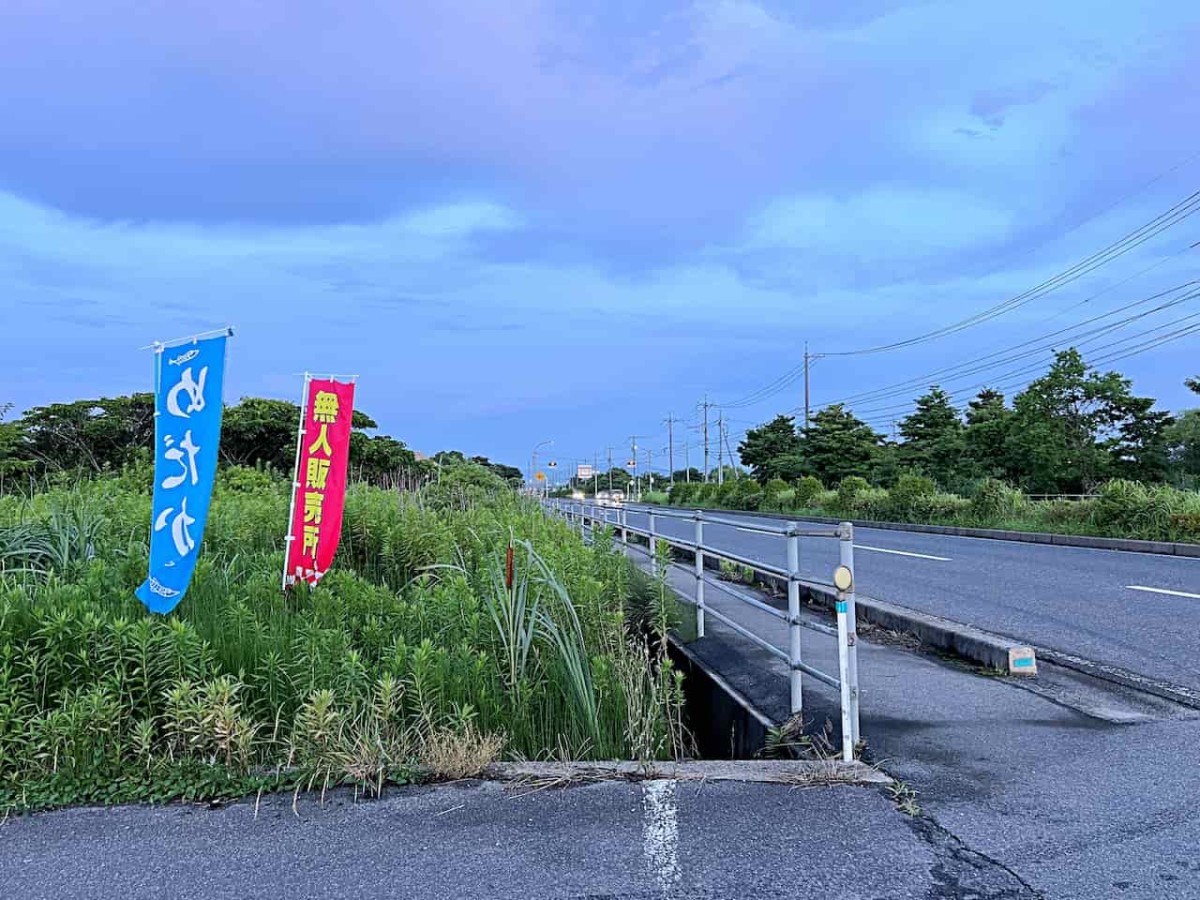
xmin=0 ymin=465 xmax=685 ymax=813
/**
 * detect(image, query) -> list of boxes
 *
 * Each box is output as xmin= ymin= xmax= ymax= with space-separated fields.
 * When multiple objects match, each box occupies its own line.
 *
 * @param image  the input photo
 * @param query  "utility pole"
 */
xmin=716 ymin=411 xmax=724 ymax=486
xmin=700 ymin=395 xmax=713 ymax=483
xmin=664 ymin=413 xmax=677 ymax=485
xmin=723 ymin=420 xmax=736 ymax=477
xmin=804 ymin=343 xmax=811 ymax=431
xmin=644 ymin=447 xmax=653 ymax=497
xmin=606 ymin=447 xmax=614 ymax=492
xmin=684 ymin=441 xmax=691 ymax=482
xmin=629 ymin=435 xmax=640 ymax=500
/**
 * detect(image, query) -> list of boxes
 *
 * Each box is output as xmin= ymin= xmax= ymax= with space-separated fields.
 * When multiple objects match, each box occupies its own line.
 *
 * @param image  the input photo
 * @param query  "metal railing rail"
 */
xmin=542 ymin=498 xmax=861 ymax=761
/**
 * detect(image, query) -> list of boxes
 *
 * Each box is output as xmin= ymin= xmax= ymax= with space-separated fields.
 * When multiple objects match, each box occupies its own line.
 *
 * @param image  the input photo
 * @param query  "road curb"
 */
xmin=484 ymin=759 xmax=890 ymax=786
xmin=616 ymin=516 xmax=1040 ymax=676
xmin=649 ymin=503 xmax=1200 ymax=558
xmin=800 ymin=584 xmax=1037 ymax=675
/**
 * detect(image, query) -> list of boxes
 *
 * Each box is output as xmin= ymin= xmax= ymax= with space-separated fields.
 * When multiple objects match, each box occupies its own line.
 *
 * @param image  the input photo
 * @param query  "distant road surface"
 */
xmin=607 ymin=504 xmax=1200 ymax=695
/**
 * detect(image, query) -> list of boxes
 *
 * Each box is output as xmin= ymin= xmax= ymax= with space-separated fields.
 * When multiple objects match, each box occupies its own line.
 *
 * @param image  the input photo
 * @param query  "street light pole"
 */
xmin=530 ymin=438 xmax=553 ymax=497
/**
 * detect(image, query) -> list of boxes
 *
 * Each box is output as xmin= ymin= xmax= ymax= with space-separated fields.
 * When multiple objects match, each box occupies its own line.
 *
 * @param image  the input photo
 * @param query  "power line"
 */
xmin=820 ymin=280 xmax=1200 ymax=411
xmin=820 ymin=189 xmax=1200 ymax=358
xmin=853 ymin=312 xmax=1200 ymax=428
xmin=717 ymin=182 xmax=1200 ymax=411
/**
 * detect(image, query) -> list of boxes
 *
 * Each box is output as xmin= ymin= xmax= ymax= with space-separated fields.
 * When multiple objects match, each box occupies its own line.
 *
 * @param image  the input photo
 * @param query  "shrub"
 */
xmin=836 ymin=477 xmax=870 ymax=511
xmin=813 ymin=490 xmax=838 ymax=510
xmin=763 ymin=488 xmax=795 ymax=512
xmin=971 ymin=478 xmax=1025 ymax=520
xmin=764 ymin=478 xmax=790 ymax=498
xmin=849 ymin=487 xmax=890 ymax=519
xmin=792 ymin=476 xmax=823 ymax=509
xmin=886 ymin=474 xmax=938 ymax=521
xmin=669 ymin=482 xmax=696 ymax=506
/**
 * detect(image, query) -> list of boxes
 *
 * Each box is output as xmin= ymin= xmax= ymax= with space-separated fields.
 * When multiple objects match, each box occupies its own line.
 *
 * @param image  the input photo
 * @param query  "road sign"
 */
xmin=576 ymin=464 xmax=595 ymax=479
xmin=535 ymin=472 xmax=546 ymax=481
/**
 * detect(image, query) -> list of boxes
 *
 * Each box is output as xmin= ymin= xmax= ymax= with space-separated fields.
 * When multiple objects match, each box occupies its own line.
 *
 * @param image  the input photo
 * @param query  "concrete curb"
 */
xmin=800 ymin=585 xmax=1037 ymax=676
xmin=484 ymin=759 xmax=890 ymax=786
xmin=648 ymin=503 xmax=1200 ymax=558
xmin=623 ymin=531 xmax=1038 ymax=677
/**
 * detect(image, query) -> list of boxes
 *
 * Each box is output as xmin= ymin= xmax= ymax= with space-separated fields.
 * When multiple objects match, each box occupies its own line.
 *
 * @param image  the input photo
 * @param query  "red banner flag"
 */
xmin=284 ymin=377 xmax=355 ymax=587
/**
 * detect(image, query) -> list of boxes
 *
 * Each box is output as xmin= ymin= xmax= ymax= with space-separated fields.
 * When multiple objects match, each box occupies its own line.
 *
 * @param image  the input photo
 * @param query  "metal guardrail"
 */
xmin=542 ymin=498 xmax=862 ymax=761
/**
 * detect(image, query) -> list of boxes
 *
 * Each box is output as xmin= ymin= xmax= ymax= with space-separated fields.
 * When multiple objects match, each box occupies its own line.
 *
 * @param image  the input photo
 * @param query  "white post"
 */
xmin=839 ymin=522 xmax=861 ymax=744
xmin=694 ymin=512 xmax=705 ymax=638
xmin=836 ymin=585 xmax=854 ymax=762
xmin=578 ymin=501 xmax=585 ymax=538
xmin=786 ymin=525 xmax=802 ymax=716
xmin=648 ymin=509 xmax=657 ymax=559
xmin=621 ymin=505 xmax=628 ymax=545
xmin=281 ymin=373 xmax=312 ymax=591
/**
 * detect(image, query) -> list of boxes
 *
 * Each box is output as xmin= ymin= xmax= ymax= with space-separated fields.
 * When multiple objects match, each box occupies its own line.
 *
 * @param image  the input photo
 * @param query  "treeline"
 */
xmin=0 ymin=393 xmax=522 ymax=488
xmin=737 ymin=349 xmax=1200 ymax=495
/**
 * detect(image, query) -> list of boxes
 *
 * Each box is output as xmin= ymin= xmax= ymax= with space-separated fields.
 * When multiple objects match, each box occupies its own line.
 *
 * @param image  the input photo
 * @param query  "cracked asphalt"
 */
xmin=0 ymin=779 xmax=1033 ymax=899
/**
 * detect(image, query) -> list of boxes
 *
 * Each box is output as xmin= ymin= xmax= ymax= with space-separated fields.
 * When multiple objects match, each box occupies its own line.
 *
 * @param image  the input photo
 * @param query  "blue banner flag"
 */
xmin=135 ymin=333 xmax=230 ymax=614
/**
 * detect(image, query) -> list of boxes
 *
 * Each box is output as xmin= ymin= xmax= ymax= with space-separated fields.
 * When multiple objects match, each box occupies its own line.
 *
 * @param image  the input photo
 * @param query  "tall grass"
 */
xmin=0 ymin=470 xmax=685 ymax=812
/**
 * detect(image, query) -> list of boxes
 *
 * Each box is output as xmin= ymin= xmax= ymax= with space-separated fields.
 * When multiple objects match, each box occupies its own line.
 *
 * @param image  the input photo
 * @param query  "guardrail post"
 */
xmin=648 ymin=509 xmax=657 ymax=558
xmin=620 ymin=505 xmax=628 ymax=545
xmin=835 ymin=584 xmax=854 ymax=762
xmin=839 ymin=522 xmax=860 ymax=745
xmin=786 ymin=524 xmax=803 ymax=717
xmin=578 ymin=501 xmax=585 ymax=538
xmin=694 ymin=511 xmax=705 ymax=639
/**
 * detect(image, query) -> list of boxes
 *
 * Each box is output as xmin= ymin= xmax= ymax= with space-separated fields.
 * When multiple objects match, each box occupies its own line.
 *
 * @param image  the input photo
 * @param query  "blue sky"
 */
xmin=2 ymin=1 xmax=1199 ymax=472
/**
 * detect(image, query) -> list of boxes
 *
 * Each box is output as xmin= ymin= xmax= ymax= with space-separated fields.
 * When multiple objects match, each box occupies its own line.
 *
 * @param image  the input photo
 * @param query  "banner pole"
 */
xmin=281 ymin=373 xmax=313 ymax=591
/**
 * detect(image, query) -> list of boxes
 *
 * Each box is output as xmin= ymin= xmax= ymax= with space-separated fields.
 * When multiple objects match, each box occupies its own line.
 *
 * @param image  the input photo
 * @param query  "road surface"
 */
xmin=0 ymin=779 xmax=1028 ymax=899
xmin=602 ymin=503 xmax=1200 ymax=695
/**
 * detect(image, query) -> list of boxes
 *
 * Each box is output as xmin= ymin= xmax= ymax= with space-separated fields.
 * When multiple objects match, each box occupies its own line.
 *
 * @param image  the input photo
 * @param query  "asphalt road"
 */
xmin=635 ymin=528 xmax=1200 ymax=899
xmin=0 ymin=780 xmax=1034 ymax=899
xmin=598 ymin=503 xmax=1200 ymax=694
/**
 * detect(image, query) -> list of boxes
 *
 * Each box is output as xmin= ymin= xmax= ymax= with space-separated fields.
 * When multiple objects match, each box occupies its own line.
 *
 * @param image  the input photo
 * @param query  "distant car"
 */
xmin=595 ymin=490 xmax=626 ymax=507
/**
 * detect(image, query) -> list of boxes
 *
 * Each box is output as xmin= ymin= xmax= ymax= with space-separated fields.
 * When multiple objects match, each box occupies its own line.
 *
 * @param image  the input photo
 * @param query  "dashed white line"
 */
xmin=855 ymin=544 xmax=951 ymax=562
xmin=1126 ymin=585 xmax=1200 ymax=600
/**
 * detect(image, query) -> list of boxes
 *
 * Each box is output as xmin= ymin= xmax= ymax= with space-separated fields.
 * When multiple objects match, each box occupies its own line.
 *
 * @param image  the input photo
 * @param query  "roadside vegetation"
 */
xmin=664 ymin=474 xmax=1200 ymax=543
xmin=567 ymin=352 xmax=1200 ymax=543
xmin=0 ymin=461 xmax=685 ymax=813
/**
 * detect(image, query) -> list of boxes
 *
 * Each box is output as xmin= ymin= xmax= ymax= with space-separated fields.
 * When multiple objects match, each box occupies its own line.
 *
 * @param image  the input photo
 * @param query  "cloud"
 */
xmin=744 ymin=188 xmax=1016 ymax=261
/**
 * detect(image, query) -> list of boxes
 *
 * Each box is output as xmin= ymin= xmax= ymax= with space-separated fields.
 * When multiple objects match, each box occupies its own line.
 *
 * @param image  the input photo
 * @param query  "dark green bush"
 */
xmin=792 ymin=476 xmax=823 ymax=508
xmin=836 ymin=476 xmax=870 ymax=511
xmin=886 ymin=474 xmax=937 ymax=521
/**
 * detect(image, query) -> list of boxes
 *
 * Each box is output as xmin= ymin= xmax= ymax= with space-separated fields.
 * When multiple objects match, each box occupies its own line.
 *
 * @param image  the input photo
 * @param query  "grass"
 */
xmin=0 ymin=466 xmax=686 ymax=812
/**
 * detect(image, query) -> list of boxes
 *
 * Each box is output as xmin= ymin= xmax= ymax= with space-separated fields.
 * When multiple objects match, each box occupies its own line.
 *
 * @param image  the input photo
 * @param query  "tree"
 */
xmin=221 ymin=398 xmax=301 ymax=470
xmin=1187 ymin=377 xmax=1200 ymax=396
xmin=17 ymin=394 xmax=155 ymax=472
xmin=1110 ymin=396 xmax=1173 ymax=483
xmin=1165 ymin=409 xmax=1200 ymax=484
xmin=470 ymin=455 xmax=524 ymax=487
xmin=798 ymin=404 xmax=882 ymax=484
xmin=738 ymin=415 xmax=802 ymax=483
xmin=1007 ymin=348 xmax=1166 ymax=493
xmin=671 ymin=467 xmax=704 ymax=483
xmin=897 ymin=386 xmax=964 ymax=486
xmin=963 ymin=388 xmax=1013 ymax=480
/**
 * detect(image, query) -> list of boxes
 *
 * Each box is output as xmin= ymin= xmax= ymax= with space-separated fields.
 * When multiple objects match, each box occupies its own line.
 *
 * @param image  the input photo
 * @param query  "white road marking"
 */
xmin=1126 ymin=585 xmax=1200 ymax=600
xmin=642 ymin=780 xmax=680 ymax=891
xmin=855 ymin=544 xmax=951 ymax=562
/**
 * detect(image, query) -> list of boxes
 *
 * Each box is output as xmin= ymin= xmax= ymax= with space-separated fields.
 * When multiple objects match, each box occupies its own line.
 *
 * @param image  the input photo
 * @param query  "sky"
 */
xmin=2 ymin=0 xmax=1199 ymax=476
